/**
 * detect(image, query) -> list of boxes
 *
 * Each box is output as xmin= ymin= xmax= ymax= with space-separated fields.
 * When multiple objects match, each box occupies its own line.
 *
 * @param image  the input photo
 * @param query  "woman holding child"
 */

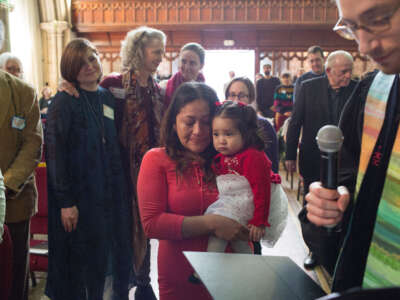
xmin=138 ymin=82 xmax=258 ymax=299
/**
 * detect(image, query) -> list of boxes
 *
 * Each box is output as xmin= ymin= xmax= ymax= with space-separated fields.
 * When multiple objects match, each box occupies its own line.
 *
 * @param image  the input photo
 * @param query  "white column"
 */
xmin=40 ymin=21 xmax=69 ymax=92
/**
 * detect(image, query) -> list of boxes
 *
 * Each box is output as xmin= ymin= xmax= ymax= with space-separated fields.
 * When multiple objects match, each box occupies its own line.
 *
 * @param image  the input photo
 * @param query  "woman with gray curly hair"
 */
xmin=100 ymin=26 xmax=166 ymax=300
xmin=0 ymin=52 xmax=23 ymax=78
xmin=59 ymin=26 xmax=166 ymax=300
xmin=119 ymin=27 xmax=165 ymax=73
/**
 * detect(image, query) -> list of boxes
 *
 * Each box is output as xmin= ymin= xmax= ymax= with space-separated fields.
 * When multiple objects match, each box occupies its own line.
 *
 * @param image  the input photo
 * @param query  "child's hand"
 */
xmin=248 ymin=224 xmax=265 ymax=242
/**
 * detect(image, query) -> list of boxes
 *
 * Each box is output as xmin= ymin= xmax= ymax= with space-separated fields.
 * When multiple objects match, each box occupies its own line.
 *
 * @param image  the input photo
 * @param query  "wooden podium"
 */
xmin=184 ymin=252 xmax=326 ymax=300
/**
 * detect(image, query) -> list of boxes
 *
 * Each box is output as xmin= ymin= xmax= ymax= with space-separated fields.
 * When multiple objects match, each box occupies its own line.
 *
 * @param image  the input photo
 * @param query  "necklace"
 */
xmin=81 ymin=90 xmax=106 ymax=144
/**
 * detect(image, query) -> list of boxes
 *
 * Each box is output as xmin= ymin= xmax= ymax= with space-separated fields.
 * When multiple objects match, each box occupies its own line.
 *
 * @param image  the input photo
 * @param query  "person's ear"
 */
xmin=325 ymin=67 xmax=331 ymax=75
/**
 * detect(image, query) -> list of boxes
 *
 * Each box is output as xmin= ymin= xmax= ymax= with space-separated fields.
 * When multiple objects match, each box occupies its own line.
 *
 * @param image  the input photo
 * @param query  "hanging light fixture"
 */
xmin=223 ymin=39 xmax=235 ymax=46
xmin=224 ymin=31 xmax=235 ymax=47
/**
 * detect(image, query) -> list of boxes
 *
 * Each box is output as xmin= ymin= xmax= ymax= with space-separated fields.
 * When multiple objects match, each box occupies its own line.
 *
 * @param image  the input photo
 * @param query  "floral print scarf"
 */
xmin=120 ymin=70 xmax=164 ymax=271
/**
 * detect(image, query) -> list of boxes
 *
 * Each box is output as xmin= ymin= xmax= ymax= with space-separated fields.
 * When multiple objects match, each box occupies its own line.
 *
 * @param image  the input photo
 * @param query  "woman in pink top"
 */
xmin=137 ymin=82 xmax=249 ymax=300
xmin=164 ymin=43 xmax=206 ymax=109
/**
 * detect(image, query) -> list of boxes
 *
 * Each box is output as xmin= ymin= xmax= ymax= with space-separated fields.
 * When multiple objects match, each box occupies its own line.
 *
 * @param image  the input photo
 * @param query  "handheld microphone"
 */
xmin=316 ymin=125 xmax=344 ymax=190
xmin=316 ymin=125 xmax=344 ymax=229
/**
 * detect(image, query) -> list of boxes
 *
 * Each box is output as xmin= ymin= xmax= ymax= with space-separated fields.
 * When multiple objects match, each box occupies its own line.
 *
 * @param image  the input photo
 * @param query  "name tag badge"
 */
xmin=11 ymin=116 xmax=26 ymax=130
xmin=103 ymin=104 xmax=114 ymax=120
xmin=109 ymin=87 xmax=126 ymax=99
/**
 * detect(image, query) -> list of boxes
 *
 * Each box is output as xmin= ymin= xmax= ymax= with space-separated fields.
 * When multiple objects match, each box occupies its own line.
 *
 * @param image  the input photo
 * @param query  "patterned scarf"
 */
xmin=355 ymin=72 xmax=400 ymax=288
xmin=120 ymin=70 xmax=164 ymax=271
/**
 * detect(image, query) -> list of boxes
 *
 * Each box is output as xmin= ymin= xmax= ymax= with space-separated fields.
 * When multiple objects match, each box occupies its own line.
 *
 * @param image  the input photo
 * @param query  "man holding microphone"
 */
xmin=305 ymin=0 xmax=400 ymax=292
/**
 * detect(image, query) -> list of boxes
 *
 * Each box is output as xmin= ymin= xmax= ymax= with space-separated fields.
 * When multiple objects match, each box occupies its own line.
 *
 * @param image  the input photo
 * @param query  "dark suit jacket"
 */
xmin=293 ymin=71 xmax=325 ymax=104
xmin=286 ymin=76 xmax=357 ymax=181
xmin=298 ymin=72 xmax=377 ymax=287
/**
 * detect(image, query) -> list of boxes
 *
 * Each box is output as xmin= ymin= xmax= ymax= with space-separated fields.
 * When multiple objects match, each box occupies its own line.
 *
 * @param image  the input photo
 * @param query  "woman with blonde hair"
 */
xmin=101 ymin=26 xmax=165 ymax=299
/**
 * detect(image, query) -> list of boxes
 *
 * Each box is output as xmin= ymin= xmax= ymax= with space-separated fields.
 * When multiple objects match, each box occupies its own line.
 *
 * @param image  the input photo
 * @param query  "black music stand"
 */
xmin=184 ymin=252 xmax=326 ymax=300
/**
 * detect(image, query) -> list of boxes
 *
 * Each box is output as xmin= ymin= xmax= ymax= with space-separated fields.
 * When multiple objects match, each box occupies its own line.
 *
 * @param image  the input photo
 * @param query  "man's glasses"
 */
xmin=227 ymin=93 xmax=249 ymax=101
xmin=333 ymin=2 xmax=400 ymax=41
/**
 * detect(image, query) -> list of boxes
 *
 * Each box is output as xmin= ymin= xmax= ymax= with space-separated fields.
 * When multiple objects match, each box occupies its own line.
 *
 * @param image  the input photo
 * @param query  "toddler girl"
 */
xmin=207 ymin=100 xmax=272 ymax=253
xmin=189 ymin=101 xmax=288 ymax=284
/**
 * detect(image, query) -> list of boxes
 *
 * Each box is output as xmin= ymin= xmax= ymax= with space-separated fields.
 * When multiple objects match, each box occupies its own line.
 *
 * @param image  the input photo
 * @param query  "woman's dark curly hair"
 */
xmin=214 ymin=100 xmax=264 ymax=151
xmin=161 ymin=82 xmax=219 ymax=182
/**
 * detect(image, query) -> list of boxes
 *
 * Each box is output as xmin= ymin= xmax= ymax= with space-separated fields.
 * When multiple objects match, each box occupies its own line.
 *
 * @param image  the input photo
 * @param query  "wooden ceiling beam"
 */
xmin=71 ymin=0 xmax=339 ymax=32
xmin=73 ymin=0 xmax=358 ymax=54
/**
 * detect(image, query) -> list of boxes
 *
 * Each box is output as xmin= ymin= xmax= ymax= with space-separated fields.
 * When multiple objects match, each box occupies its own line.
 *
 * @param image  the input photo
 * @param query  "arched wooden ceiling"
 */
xmin=71 ymin=0 xmax=358 ymax=53
xmin=35 ymin=0 xmax=366 ymax=87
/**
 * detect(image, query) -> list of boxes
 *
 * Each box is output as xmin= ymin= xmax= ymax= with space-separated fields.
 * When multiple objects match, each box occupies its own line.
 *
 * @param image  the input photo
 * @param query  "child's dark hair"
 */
xmin=214 ymin=101 xmax=264 ymax=151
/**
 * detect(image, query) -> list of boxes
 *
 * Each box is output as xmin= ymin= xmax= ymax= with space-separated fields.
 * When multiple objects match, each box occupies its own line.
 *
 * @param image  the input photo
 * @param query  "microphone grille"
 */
xmin=316 ymin=125 xmax=344 ymax=153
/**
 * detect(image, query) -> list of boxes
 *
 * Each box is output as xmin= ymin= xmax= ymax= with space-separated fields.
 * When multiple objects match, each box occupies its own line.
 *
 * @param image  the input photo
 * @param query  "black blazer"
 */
xmin=286 ymin=76 xmax=357 ymax=180
xmin=298 ymin=73 xmax=379 ymax=291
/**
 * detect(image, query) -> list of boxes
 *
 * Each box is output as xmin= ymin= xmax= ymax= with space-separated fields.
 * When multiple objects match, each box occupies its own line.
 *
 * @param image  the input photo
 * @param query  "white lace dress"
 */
xmin=205 ymin=172 xmax=288 ymax=247
xmin=205 ymin=173 xmax=254 ymax=227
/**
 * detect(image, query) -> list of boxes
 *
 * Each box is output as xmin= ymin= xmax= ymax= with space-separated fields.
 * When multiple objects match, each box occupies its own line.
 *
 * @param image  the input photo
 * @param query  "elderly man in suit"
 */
xmin=0 ymin=70 xmax=42 ymax=300
xmin=285 ymin=50 xmax=356 ymax=270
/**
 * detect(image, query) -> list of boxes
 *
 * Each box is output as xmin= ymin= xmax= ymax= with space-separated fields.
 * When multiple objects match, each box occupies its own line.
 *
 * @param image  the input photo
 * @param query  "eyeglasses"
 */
xmin=6 ymin=66 xmax=21 ymax=74
xmin=227 ymin=93 xmax=249 ymax=101
xmin=333 ymin=2 xmax=400 ymax=41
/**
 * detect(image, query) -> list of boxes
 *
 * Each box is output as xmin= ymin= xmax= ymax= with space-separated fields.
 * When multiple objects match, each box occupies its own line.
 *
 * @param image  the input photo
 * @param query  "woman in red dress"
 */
xmin=137 ymin=82 xmax=248 ymax=300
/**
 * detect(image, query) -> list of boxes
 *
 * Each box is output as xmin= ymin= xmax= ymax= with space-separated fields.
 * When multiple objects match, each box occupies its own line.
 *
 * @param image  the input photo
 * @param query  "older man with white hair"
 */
xmin=285 ymin=50 xmax=357 ymax=271
xmin=303 ymin=0 xmax=400 ymax=293
xmin=0 ymin=52 xmax=23 ymax=79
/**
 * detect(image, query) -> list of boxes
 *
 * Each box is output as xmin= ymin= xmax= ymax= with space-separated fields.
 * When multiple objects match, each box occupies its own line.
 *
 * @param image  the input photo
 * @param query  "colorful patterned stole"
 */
xmin=355 ymin=72 xmax=400 ymax=288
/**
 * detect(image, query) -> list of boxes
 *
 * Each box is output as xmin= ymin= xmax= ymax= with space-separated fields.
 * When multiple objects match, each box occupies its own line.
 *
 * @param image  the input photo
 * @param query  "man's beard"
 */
xmin=264 ymin=71 xmax=271 ymax=76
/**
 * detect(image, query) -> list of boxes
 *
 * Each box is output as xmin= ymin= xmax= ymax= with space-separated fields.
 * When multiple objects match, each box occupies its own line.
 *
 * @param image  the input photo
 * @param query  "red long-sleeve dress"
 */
xmin=213 ymin=147 xmax=272 ymax=227
xmin=137 ymin=148 xmax=217 ymax=300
